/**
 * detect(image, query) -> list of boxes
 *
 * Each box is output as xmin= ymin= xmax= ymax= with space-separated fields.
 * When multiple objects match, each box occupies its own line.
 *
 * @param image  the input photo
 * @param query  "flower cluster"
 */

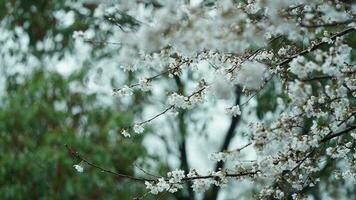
xmin=73 ymin=164 xmax=84 ymax=173
xmin=66 ymin=0 xmax=356 ymax=199
xmin=225 ymin=105 xmax=241 ymax=117
xmin=145 ymin=169 xmax=185 ymax=194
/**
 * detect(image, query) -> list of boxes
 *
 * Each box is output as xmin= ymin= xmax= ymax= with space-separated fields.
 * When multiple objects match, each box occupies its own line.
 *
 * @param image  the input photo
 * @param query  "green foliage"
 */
xmin=0 ymin=1 xmax=156 ymax=198
xmin=0 ymin=70 xmax=148 ymax=199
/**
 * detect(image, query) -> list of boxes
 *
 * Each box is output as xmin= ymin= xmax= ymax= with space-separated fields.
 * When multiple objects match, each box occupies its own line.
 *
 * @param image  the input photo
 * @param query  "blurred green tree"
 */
xmin=0 ymin=1 xmax=159 ymax=199
xmin=0 ymin=70 xmax=149 ymax=199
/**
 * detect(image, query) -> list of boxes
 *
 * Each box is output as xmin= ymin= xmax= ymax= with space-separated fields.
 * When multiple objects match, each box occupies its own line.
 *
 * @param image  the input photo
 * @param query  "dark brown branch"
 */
xmin=300 ymin=75 xmax=334 ymax=82
xmin=337 ymin=112 xmax=356 ymax=127
xmin=320 ymin=124 xmax=356 ymax=143
xmin=84 ymin=39 xmax=122 ymax=46
xmin=287 ymin=124 xmax=356 ymax=174
xmin=130 ymin=85 xmax=208 ymax=129
xmin=134 ymin=163 xmax=160 ymax=179
xmin=135 ymin=85 xmax=207 ymax=127
xmin=277 ymin=27 xmax=356 ymax=67
xmin=66 ymin=143 xmax=258 ymax=183
xmin=291 ymin=149 xmax=315 ymax=173
xmin=227 ymin=35 xmax=282 ymax=73
xmin=271 ymin=124 xmax=356 ymax=198
xmin=300 ymin=19 xmax=356 ymax=28
xmin=65 ymin=144 xmax=153 ymax=182
xmin=182 ymin=171 xmax=258 ymax=181
xmin=226 ymin=142 xmax=253 ymax=153
xmin=113 ymin=56 xmax=192 ymax=92
xmin=300 ymin=71 xmax=356 ymax=82
xmin=137 ymin=106 xmax=175 ymax=125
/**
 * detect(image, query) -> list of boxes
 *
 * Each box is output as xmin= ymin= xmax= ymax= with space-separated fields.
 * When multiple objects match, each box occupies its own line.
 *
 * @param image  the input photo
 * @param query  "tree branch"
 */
xmin=65 ymin=144 xmax=152 ymax=182
xmin=277 ymin=27 xmax=356 ymax=67
xmin=320 ymin=124 xmax=356 ymax=143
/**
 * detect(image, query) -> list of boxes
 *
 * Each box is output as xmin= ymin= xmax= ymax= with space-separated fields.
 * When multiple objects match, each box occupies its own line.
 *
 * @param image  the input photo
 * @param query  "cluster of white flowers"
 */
xmin=138 ymin=78 xmax=152 ymax=92
xmin=255 ymin=51 xmax=274 ymax=61
xmin=145 ymin=178 xmax=170 ymax=195
xmin=113 ymin=85 xmax=133 ymax=97
xmin=144 ymin=168 xmax=234 ymax=194
xmin=168 ymin=92 xmax=189 ymax=109
xmin=65 ymin=0 xmax=356 ymax=198
xmin=191 ymin=178 xmax=215 ymax=193
xmin=167 ymin=169 xmax=185 ymax=183
xmin=120 ymin=129 xmax=131 ymax=138
xmin=73 ymin=164 xmax=84 ymax=173
xmin=133 ymin=124 xmax=144 ymax=134
xmin=326 ymin=142 xmax=352 ymax=159
xmin=145 ymin=169 xmax=186 ymax=194
xmin=225 ymin=105 xmax=241 ymax=117
xmin=167 ymin=87 xmax=206 ymax=109
xmin=72 ymin=30 xmax=85 ymax=39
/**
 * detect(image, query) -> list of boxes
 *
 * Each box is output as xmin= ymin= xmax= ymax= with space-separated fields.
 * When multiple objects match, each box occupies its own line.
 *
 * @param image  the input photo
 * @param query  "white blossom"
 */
xmin=168 ymin=93 xmax=189 ymax=109
xmin=235 ymin=61 xmax=266 ymax=90
xmin=73 ymin=164 xmax=84 ymax=173
xmin=114 ymin=85 xmax=133 ymax=97
xmin=191 ymin=179 xmax=215 ymax=192
xmin=121 ymin=129 xmax=131 ymax=137
xmin=72 ymin=31 xmax=84 ymax=39
xmin=225 ymin=105 xmax=241 ymax=117
xmin=138 ymin=78 xmax=152 ymax=91
xmin=145 ymin=178 xmax=170 ymax=194
xmin=133 ymin=124 xmax=144 ymax=134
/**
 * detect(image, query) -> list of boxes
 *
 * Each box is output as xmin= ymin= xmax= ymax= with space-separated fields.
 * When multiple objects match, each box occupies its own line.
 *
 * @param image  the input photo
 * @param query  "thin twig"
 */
xmin=277 ymin=27 xmax=356 ymax=67
xmin=300 ymin=19 xmax=356 ymax=28
xmin=134 ymin=163 xmax=160 ymax=178
xmin=65 ymin=144 xmax=153 ymax=182
xmin=135 ymin=85 xmax=208 ymax=126
xmin=227 ymin=142 xmax=253 ymax=153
